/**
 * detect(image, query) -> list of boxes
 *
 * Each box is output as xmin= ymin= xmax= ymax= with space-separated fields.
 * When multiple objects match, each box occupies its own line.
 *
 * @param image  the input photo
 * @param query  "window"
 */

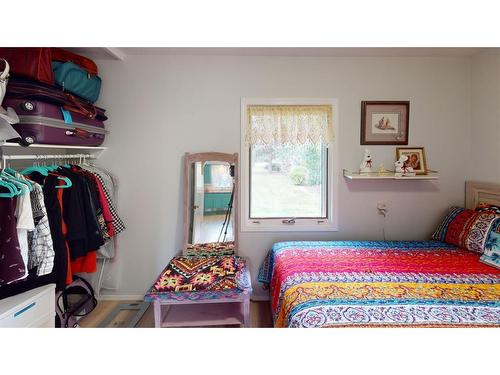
xmin=241 ymin=99 xmax=338 ymax=231
xmin=250 ymin=143 xmax=327 ymax=218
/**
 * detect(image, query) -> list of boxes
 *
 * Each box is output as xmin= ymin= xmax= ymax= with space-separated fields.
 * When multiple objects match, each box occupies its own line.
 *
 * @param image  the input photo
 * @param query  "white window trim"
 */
xmin=240 ymin=98 xmax=339 ymax=232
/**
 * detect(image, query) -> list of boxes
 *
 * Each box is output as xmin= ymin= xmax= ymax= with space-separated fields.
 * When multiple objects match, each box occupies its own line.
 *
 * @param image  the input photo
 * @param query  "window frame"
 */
xmin=240 ymin=98 xmax=339 ymax=232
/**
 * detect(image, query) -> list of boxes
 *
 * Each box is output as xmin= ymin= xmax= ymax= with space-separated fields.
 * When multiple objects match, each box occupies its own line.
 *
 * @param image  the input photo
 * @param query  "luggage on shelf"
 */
xmin=4 ymin=97 xmax=107 ymax=147
xmin=5 ymin=77 xmax=107 ymax=121
xmin=0 ymin=47 xmax=102 ymax=103
xmin=0 ymin=47 xmax=54 ymax=85
xmin=52 ymin=48 xmax=98 ymax=75
xmin=0 ymin=48 xmax=107 ymax=146
xmin=52 ymin=61 xmax=102 ymax=103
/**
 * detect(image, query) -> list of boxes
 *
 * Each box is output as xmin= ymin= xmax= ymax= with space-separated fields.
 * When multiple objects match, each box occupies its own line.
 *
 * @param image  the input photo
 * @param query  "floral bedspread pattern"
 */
xmin=145 ymin=255 xmax=252 ymax=302
xmin=258 ymin=241 xmax=500 ymax=327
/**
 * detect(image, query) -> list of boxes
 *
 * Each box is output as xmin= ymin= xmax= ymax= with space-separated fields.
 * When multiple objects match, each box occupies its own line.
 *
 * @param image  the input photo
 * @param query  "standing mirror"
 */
xmin=183 ymin=152 xmax=238 ymax=255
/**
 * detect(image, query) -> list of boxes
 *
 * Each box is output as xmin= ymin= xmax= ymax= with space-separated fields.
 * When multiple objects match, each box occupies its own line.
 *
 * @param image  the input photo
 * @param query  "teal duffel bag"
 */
xmin=52 ymin=61 xmax=101 ymax=103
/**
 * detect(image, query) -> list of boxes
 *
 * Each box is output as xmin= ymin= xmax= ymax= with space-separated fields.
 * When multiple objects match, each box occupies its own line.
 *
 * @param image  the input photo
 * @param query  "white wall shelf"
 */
xmin=0 ymin=142 xmax=107 ymax=151
xmin=65 ymin=47 xmax=125 ymax=61
xmin=0 ymin=142 xmax=108 ymax=162
xmin=343 ymin=169 xmax=439 ymax=180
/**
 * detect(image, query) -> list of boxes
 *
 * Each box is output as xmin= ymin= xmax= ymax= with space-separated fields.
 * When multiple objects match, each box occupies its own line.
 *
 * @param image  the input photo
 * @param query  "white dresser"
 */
xmin=0 ymin=284 xmax=56 ymax=328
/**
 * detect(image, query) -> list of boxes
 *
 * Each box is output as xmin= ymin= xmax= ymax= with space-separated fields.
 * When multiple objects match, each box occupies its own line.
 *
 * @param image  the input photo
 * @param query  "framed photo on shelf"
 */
xmin=396 ymin=147 xmax=427 ymax=174
xmin=361 ymin=101 xmax=409 ymax=145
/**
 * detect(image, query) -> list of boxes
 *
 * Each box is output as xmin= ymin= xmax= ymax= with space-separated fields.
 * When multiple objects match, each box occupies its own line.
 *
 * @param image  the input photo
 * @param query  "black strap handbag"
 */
xmin=55 ymin=275 xmax=98 ymax=328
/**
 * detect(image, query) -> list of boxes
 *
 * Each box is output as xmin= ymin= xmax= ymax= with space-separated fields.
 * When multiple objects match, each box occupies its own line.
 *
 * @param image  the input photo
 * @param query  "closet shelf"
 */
xmin=343 ymin=169 xmax=439 ymax=180
xmin=0 ymin=142 xmax=107 ymax=161
xmin=0 ymin=142 xmax=107 ymax=151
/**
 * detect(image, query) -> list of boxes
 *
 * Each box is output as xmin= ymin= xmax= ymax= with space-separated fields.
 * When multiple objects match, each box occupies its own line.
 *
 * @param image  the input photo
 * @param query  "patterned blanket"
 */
xmin=259 ymin=241 xmax=500 ymax=328
xmin=145 ymin=255 xmax=252 ymax=302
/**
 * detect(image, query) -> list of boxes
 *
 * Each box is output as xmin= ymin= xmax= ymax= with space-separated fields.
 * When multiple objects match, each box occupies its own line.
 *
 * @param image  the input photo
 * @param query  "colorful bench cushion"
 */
xmin=144 ymin=255 xmax=251 ymax=302
xmin=432 ymin=206 xmax=499 ymax=254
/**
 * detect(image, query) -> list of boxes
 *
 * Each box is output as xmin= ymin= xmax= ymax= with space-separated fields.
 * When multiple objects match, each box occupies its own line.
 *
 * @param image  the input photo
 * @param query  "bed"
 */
xmin=259 ymin=182 xmax=500 ymax=328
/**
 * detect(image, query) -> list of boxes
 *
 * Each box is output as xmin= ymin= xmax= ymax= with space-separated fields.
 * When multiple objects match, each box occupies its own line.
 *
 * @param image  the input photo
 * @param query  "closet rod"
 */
xmin=2 ymin=153 xmax=96 ymax=161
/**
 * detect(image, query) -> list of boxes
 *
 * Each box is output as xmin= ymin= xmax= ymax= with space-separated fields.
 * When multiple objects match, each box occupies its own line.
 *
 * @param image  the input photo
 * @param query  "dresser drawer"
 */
xmin=0 ymin=284 xmax=55 ymax=328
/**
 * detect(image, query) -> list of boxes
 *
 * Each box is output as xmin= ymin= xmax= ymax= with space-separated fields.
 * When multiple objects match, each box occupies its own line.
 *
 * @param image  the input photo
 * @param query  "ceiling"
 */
xmin=67 ymin=47 xmax=492 ymax=60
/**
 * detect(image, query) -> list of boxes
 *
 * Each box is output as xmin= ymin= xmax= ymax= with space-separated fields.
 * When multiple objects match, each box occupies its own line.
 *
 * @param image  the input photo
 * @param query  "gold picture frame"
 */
xmin=396 ymin=147 xmax=427 ymax=175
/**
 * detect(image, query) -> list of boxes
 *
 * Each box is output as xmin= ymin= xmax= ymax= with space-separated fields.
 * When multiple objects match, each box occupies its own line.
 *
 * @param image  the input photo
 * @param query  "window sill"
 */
xmin=241 ymin=221 xmax=339 ymax=232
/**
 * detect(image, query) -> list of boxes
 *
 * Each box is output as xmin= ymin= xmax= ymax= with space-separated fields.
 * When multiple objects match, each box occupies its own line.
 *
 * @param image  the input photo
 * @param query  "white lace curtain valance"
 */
xmin=245 ymin=105 xmax=334 ymax=146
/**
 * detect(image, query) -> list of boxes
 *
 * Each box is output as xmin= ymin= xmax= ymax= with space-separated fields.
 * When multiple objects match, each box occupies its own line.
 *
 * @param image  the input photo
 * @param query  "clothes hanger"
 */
xmin=54 ymin=174 xmax=72 ymax=189
xmin=1 ymin=159 xmax=34 ymax=192
xmin=47 ymin=155 xmax=73 ymax=189
xmin=0 ymin=158 xmax=21 ymax=197
xmin=20 ymin=155 xmax=72 ymax=189
xmin=0 ymin=172 xmax=27 ymax=196
xmin=21 ymin=155 xmax=49 ymax=176
xmin=0 ymin=179 xmax=17 ymax=198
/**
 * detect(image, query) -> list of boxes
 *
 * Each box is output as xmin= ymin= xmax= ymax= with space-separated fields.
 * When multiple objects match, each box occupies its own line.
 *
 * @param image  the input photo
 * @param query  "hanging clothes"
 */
xmin=1 ymin=159 xmax=124 ymax=300
xmin=14 ymin=177 xmax=36 ymax=279
xmin=83 ymin=165 xmax=125 ymax=235
xmin=27 ymin=182 xmax=55 ymax=276
xmin=0 ymin=198 xmax=27 ymax=285
xmin=80 ymin=164 xmax=125 ymax=259
xmin=56 ymin=167 xmax=104 ymax=260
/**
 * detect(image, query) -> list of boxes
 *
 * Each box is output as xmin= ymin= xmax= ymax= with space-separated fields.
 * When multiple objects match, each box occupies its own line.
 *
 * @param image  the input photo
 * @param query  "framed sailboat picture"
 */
xmin=361 ymin=101 xmax=410 ymax=145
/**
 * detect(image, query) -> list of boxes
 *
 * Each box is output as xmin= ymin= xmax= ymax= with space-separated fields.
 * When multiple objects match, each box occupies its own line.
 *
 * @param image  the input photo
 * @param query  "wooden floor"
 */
xmin=78 ymin=300 xmax=273 ymax=328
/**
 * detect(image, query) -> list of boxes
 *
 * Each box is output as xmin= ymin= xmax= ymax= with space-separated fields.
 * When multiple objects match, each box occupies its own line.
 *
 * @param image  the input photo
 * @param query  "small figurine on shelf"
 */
xmin=377 ymin=163 xmax=391 ymax=176
xmin=395 ymin=155 xmax=416 ymax=176
xmin=359 ymin=149 xmax=373 ymax=174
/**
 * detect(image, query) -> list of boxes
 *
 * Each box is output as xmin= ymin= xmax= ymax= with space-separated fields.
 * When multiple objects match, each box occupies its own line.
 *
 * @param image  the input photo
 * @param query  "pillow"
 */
xmin=475 ymin=203 xmax=500 ymax=257
xmin=475 ymin=202 xmax=500 ymax=215
xmin=432 ymin=206 xmax=499 ymax=254
xmin=480 ymin=253 xmax=500 ymax=270
xmin=483 ymin=218 xmax=500 ymax=256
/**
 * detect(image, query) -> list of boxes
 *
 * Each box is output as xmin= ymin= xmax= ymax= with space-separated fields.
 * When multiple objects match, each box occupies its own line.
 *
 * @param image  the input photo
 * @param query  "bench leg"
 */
xmin=154 ymin=301 xmax=161 ymax=328
xmin=242 ymin=297 xmax=250 ymax=328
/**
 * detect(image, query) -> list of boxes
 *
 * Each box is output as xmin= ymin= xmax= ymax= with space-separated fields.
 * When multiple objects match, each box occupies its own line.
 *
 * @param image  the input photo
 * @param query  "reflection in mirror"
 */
xmin=189 ymin=161 xmax=234 ymax=246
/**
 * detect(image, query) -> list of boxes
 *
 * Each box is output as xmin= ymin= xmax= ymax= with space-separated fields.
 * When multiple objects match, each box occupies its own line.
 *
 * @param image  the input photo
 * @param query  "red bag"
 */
xmin=0 ymin=47 xmax=99 ymax=85
xmin=52 ymin=48 xmax=98 ymax=75
xmin=0 ymin=47 xmax=54 ymax=84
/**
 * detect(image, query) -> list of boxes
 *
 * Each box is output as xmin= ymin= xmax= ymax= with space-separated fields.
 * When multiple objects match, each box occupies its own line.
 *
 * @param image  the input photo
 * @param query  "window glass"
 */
xmin=250 ymin=143 xmax=326 ymax=218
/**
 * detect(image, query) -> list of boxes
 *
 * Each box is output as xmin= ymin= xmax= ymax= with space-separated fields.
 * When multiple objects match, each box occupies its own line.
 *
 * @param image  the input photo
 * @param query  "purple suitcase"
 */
xmin=4 ymin=98 xmax=107 ymax=146
xmin=5 ymin=77 xmax=108 ymax=121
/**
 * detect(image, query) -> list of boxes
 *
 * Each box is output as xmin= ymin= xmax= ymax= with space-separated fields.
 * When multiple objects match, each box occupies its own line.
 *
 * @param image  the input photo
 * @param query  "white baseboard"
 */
xmin=97 ymin=294 xmax=144 ymax=301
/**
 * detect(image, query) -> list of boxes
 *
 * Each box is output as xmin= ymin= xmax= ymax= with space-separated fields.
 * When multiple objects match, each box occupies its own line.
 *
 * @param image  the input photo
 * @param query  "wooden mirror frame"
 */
xmin=182 ymin=152 xmax=239 ymax=255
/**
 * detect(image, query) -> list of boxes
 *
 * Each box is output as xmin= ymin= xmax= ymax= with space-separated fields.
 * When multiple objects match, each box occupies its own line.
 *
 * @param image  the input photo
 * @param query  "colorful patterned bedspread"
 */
xmin=258 ymin=241 xmax=500 ymax=328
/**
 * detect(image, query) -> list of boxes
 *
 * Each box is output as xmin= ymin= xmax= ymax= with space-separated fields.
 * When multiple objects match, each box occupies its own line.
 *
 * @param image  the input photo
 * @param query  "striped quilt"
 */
xmin=258 ymin=241 xmax=500 ymax=328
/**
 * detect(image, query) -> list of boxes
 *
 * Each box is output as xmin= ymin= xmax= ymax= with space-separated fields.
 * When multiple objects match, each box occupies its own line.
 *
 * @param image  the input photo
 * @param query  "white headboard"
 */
xmin=466 ymin=181 xmax=500 ymax=209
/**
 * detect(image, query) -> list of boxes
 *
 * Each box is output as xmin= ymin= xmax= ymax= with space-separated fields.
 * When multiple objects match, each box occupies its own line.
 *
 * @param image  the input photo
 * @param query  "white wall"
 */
xmin=469 ymin=50 xmax=500 ymax=183
xmin=94 ymin=55 xmax=471 ymax=298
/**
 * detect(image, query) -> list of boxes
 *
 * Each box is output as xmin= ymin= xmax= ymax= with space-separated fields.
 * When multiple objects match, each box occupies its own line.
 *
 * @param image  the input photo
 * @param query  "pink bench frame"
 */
xmin=153 ymin=292 xmax=250 ymax=328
